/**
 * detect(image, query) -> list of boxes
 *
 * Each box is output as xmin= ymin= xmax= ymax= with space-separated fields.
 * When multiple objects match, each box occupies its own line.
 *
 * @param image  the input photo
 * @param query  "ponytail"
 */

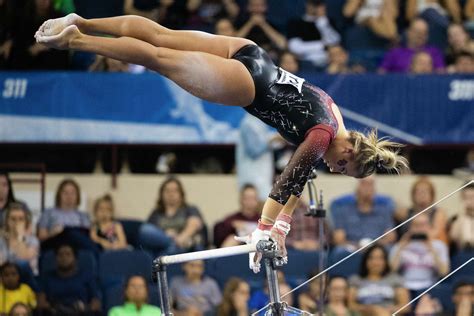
xmin=348 ymin=129 xmax=409 ymax=178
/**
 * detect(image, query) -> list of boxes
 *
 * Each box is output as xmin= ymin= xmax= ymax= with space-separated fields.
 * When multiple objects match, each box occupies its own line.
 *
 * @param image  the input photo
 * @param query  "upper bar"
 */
xmin=159 ymin=243 xmax=257 ymax=266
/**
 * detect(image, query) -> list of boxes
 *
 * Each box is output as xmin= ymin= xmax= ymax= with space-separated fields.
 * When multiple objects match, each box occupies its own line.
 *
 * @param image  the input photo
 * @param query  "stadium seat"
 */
xmin=99 ymin=250 xmax=153 ymax=288
xmin=327 ymin=248 xmax=362 ymax=278
xmin=429 ymin=282 xmax=455 ymax=313
xmin=119 ymin=218 xmax=144 ymax=249
xmin=206 ymin=254 xmax=266 ymax=291
xmin=267 ymin=0 xmax=306 ymax=34
xmin=281 ymin=250 xmax=320 ymax=288
xmin=16 ymin=262 xmax=39 ymax=292
xmin=73 ymin=0 xmax=125 ymax=19
xmin=326 ymin=0 xmax=349 ymax=32
xmin=344 ymin=25 xmax=390 ymax=51
xmin=450 ymin=250 xmax=474 ymax=278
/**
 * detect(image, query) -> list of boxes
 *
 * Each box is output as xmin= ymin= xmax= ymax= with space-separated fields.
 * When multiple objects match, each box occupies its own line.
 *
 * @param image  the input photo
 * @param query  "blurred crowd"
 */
xmin=0 ymin=0 xmax=473 ymax=74
xmin=0 ymin=171 xmax=473 ymax=315
xmin=1 ymin=0 xmax=474 ymax=315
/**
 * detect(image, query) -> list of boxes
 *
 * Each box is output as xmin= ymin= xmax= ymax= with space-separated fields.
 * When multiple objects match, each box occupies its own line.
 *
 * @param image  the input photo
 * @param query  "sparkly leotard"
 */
xmin=233 ymin=45 xmax=339 ymax=204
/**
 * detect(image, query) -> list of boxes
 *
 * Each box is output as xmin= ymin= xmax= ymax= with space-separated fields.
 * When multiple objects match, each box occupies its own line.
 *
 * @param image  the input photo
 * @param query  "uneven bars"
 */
xmin=159 ymin=243 xmax=257 ymax=266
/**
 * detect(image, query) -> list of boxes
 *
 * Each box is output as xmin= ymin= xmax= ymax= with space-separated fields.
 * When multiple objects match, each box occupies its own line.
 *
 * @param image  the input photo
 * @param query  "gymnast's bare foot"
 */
xmin=36 ymin=25 xmax=81 ymax=50
xmin=35 ymin=13 xmax=84 ymax=38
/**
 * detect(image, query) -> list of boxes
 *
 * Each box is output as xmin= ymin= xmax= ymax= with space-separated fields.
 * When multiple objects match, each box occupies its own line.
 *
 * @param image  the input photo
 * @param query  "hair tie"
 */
xmin=376 ymin=156 xmax=384 ymax=169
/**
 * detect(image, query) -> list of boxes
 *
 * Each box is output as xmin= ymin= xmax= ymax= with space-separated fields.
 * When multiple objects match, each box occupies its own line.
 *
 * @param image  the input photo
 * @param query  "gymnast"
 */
xmin=35 ymin=14 xmax=408 ymax=273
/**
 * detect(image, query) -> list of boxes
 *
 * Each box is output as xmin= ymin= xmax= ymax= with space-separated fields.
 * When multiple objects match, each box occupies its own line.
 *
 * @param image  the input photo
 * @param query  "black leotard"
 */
xmin=232 ymin=44 xmax=339 ymax=205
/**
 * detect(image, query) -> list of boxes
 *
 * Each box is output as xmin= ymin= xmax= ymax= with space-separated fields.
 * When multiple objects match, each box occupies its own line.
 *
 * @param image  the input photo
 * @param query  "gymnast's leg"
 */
xmin=36 ymin=26 xmax=255 ymax=106
xmin=37 ymin=14 xmax=252 ymax=58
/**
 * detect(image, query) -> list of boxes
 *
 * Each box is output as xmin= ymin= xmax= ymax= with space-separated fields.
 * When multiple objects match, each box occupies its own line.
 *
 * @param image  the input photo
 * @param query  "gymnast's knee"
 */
xmin=145 ymin=47 xmax=173 ymax=72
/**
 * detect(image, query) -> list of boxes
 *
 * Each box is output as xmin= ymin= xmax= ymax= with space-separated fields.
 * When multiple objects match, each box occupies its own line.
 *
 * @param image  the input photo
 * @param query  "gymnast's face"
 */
xmin=323 ymin=142 xmax=358 ymax=177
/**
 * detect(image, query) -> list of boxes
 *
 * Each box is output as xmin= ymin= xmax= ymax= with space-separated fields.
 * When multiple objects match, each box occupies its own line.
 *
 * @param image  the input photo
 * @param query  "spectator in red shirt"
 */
xmin=213 ymin=184 xmax=261 ymax=248
xmin=286 ymin=200 xmax=330 ymax=251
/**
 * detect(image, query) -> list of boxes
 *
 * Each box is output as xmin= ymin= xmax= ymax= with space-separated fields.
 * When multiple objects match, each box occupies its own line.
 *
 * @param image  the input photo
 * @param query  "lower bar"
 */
xmin=159 ymin=243 xmax=257 ymax=265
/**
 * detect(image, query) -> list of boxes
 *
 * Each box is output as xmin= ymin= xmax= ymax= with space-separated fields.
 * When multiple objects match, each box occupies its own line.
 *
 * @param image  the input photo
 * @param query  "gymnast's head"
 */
xmin=323 ymin=129 xmax=409 ymax=178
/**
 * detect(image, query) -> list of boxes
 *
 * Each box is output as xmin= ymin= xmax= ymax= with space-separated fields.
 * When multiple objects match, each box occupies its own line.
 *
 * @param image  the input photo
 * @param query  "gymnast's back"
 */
xmin=232 ymin=44 xmax=339 ymax=145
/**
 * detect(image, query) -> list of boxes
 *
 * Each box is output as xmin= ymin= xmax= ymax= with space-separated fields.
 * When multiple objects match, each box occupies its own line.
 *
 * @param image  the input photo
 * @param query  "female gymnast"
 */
xmin=35 ymin=14 xmax=408 ymax=273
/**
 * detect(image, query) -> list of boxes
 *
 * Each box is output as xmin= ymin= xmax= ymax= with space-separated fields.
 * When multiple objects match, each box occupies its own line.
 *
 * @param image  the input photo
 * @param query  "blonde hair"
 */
xmin=348 ymin=129 xmax=409 ymax=178
xmin=93 ymin=194 xmax=115 ymax=216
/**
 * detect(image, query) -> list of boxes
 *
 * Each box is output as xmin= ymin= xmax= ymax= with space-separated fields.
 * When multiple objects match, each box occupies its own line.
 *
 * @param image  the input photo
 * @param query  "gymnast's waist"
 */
xmin=231 ymin=44 xmax=279 ymax=103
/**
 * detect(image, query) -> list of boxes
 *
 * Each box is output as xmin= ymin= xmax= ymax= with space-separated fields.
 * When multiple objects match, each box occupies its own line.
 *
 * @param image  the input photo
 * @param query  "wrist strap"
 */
xmin=276 ymin=213 xmax=292 ymax=224
xmin=261 ymin=215 xmax=275 ymax=224
xmin=274 ymin=214 xmax=292 ymax=235
xmin=257 ymin=219 xmax=273 ymax=231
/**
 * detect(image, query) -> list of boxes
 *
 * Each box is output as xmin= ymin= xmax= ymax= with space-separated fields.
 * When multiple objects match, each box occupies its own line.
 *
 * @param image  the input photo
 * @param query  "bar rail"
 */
xmin=158 ymin=243 xmax=257 ymax=266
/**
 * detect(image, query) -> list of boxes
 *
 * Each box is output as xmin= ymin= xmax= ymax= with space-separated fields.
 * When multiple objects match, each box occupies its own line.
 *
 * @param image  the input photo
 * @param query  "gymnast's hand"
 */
xmin=271 ymin=214 xmax=292 ymax=264
xmin=234 ymin=220 xmax=272 ymax=273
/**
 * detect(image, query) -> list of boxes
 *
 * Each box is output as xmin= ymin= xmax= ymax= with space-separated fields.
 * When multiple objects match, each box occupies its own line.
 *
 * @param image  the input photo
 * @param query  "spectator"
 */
xmin=467 ymin=0 xmax=474 ymax=24
xmin=170 ymin=259 xmax=221 ymax=315
xmin=348 ymin=244 xmax=410 ymax=316
xmin=7 ymin=0 xmax=69 ymax=70
xmin=325 ymin=276 xmax=359 ymax=316
xmin=326 ymin=45 xmax=351 ymax=74
xmin=449 ymin=182 xmax=474 ymax=251
xmin=0 ymin=262 xmax=36 ymax=315
xmin=37 ymin=179 xmax=97 ymax=253
xmin=213 ymin=184 xmax=260 ymax=248
xmin=0 ymin=172 xmax=16 ymax=228
xmin=395 ymin=177 xmax=448 ymax=243
xmin=0 ymin=203 xmax=39 ymax=275
xmin=412 ymin=294 xmax=442 ymax=315
xmin=389 ymin=213 xmax=450 ymax=298
xmin=287 ymin=0 xmax=341 ymax=68
xmin=37 ymin=243 xmax=101 ymax=316
xmin=89 ymin=194 xmax=128 ymax=251
xmin=8 ymin=302 xmax=32 ymax=316
xmin=286 ymin=200 xmax=328 ymax=251
xmin=235 ymin=0 xmax=287 ymax=57
xmin=236 ymin=112 xmax=280 ymax=201
xmin=414 ymin=280 xmax=474 ymax=316
xmin=379 ymin=18 xmax=445 ymax=73
xmin=406 ymin=0 xmax=461 ymax=26
xmin=445 ymin=24 xmax=474 ymax=67
xmin=450 ymin=50 xmax=474 ymax=73
xmin=88 ymin=55 xmax=130 ymax=72
xmin=327 ymin=45 xmax=367 ymax=73
xmin=330 ymin=176 xmax=396 ymax=253
xmin=216 ymin=277 xmax=250 ymax=316
xmin=214 ymin=17 xmax=236 ymax=36
xmin=451 ymin=281 xmax=474 ymax=316
xmin=108 ymin=275 xmax=162 ymax=316
xmin=278 ymin=51 xmax=300 ymax=73
xmin=249 ymin=270 xmax=293 ymax=314
xmin=139 ymin=177 xmax=205 ymax=255
xmin=452 ymin=148 xmax=474 ymax=178
xmin=410 ymin=51 xmax=434 ymax=73
xmin=343 ymin=0 xmax=398 ymax=41
xmin=297 ymin=269 xmax=327 ymax=313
